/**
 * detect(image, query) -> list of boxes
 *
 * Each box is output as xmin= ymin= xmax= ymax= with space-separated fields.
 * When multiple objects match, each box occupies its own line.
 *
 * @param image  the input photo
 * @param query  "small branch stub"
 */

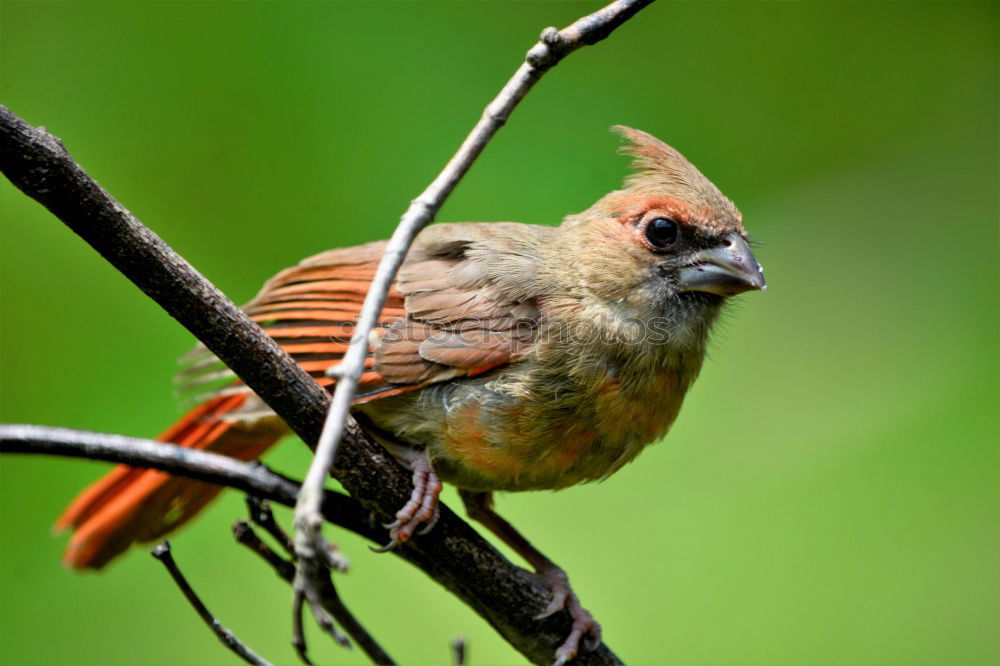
xmin=526 ymin=27 xmax=564 ymax=67
xmin=451 ymin=636 xmax=467 ymax=666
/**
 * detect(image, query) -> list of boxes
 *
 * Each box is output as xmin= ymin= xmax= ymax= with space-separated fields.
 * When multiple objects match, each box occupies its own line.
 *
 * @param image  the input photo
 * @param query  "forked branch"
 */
xmin=234 ymin=511 xmax=394 ymax=665
xmin=296 ymin=0 xmax=654 ymax=645
xmin=0 ymin=2 xmax=652 ymax=663
xmin=0 ymin=425 xmax=621 ymax=663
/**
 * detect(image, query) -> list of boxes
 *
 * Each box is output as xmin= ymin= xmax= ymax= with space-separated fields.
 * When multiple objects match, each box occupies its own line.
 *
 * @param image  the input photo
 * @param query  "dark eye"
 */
xmin=645 ymin=217 xmax=679 ymax=249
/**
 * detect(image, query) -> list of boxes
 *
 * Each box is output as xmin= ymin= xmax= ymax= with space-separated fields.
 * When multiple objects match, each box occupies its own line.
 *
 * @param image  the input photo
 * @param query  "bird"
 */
xmin=55 ymin=125 xmax=765 ymax=663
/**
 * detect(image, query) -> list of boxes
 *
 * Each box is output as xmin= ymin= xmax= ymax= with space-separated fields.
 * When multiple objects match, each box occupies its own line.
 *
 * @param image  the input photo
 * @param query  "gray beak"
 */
xmin=677 ymin=233 xmax=766 ymax=297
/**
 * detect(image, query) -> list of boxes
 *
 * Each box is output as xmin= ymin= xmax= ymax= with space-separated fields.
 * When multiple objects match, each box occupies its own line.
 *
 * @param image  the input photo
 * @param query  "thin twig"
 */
xmin=234 ymin=520 xmax=298 ymax=580
xmin=1 ymin=423 xmax=392 ymax=552
xmin=294 ymin=557 xmax=352 ymax=655
xmin=309 ymin=598 xmax=350 ymax=654
xmin=294 ymin=0 xmax=654 ymax=631
xmin=233 ymin=521 xmax=320 ymax=666
xmin=306 ymin=571 xmax=386 ymax=662
xmin=1 ymin=424 xmax=303 ymax=500
xmin=150 ymin=541 xmax=272 ymax=666
xmin=245 ymin=495 xmax=297 ymax=559
xmin=292 ymin=588 xmax=312 ymax=665
xmin=247 ymin=495 xmax=350 ymax=572
xmin=234 ymin=524 xmax=357 ymax=665
xmin=242 ymin=501 xmax=385 ymax=662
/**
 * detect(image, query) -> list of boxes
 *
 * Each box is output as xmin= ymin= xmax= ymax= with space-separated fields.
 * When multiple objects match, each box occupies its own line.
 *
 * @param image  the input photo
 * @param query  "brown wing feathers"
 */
xmin=374 ymin=223 xmax=544 ymax=384
xmin=176 ymin=240 xmax=408 ymax=404
xmin=179 ymin=226 xmax=544 ymax=405
xmin=57 ymin=242 xmax=406 ymax=568
xmin=58 ymin=226 xmax=546 ymax=568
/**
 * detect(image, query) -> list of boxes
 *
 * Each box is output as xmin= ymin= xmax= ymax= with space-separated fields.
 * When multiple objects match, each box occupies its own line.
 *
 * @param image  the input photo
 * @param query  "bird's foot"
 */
xmin=535 ymin=565 xmax=601 ymax=665
xmin=371 ymin=452 xmax=442 ymax=552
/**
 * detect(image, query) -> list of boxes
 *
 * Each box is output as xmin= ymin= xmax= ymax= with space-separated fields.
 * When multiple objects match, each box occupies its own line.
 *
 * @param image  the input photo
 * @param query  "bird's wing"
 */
xmin=57 ymin=223 xmax=550 ymax=569
xmin=373 ymin=222 xmax=545 ymax=391
xmin=176 ymin=223 xmax=547 ymax=413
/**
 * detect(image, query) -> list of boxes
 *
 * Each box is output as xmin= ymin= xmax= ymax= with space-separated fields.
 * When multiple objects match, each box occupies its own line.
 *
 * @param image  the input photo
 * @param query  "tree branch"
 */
xmin=0 ymin=107 xmax=331 ymax=448
xmin=297 ymin=0 xmax=655 ymax=614
xmin=150 ymin=541 xmax=272 ymax=666
xmin=1 ymin=424 xmax=312 ymax=510
xmin=233 ymin=516 xmax=394 ymax=666
xmin=0 ymin=424 xmax=621 ymax=663
xmin=0 ymin=3 xmax=651 ymax=663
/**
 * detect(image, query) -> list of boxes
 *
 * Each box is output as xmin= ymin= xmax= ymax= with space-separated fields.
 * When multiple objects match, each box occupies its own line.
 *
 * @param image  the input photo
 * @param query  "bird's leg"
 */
xmin=371 ymin=443 xmax=442 ymax=552
xmin=459 ymin=490 xmax=601 ymax=665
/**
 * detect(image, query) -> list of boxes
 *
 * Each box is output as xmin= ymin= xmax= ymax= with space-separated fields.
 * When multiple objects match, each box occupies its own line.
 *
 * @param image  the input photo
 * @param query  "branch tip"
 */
xmin=151 ymin=540 xmax=272 ymax=666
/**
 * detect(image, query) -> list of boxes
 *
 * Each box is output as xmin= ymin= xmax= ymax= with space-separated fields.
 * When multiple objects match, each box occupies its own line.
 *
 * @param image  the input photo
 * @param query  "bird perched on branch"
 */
xmin=56 ymin=126 xmax=764 ymax=663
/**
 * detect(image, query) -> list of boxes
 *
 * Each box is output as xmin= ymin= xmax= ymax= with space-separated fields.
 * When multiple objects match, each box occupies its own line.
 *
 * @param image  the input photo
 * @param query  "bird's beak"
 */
xmin=677 ymin=233 xmax=766 ymax=297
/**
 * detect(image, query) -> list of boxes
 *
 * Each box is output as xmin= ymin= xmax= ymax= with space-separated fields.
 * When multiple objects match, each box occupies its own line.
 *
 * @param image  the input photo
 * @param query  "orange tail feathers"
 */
xmin=54 ymin=394 xmax=286 ymax=570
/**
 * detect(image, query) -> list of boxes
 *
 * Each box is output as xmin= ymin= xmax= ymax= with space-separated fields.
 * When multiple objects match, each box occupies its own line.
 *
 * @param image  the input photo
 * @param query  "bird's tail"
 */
xmin=54 ymin=239 xmax=412 ymax=570
xmin=54 ymin=394 xmax=286 ymax=570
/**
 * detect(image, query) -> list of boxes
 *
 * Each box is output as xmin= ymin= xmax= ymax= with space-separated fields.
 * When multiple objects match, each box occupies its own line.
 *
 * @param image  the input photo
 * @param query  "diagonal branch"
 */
xmin=297 ymin=0 xmax=655 ymax=605
xmin=0 ymin=105 xmax=332 ymax=448
xmin=3 ymin=106 xmax=607 ymax=662
xmin=0 ymin=3 xmax=651 ymax=662
xmin=151 ymin=541 xmax=273 ymax=666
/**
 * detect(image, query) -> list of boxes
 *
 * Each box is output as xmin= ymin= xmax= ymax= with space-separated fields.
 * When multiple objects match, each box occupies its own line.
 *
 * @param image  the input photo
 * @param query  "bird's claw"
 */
xmin=535 ymin=567 xmax=570 ymax=619
xmin=416 ymin=505 xmax=440 ymax=535
xmin=368 ymin=539 xmax=399 ymax=554
xmin=535 ymin=565 xmax=602 ymax=664
xmin=371 ymin=453 xmax=442 ymax=552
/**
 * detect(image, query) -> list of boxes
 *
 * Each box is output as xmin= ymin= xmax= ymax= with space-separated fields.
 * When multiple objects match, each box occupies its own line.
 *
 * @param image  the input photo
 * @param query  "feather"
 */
xmin=610 ymin=125 xmax=743 ymax=234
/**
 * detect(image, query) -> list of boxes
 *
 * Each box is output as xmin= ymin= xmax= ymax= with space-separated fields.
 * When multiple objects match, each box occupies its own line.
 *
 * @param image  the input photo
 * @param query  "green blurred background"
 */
xmin=1 ymin=2 xmax=997 ymax=664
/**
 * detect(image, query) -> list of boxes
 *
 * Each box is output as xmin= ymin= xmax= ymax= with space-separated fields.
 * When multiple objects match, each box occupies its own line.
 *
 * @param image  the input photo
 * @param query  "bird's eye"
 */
xmin=644 ymin=217 xmax=679 ymax=250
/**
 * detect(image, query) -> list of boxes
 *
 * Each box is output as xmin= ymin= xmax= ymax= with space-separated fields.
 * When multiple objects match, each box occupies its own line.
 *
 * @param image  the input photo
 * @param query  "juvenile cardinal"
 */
xmin=56 ymin=126 xmax=764 ymax=662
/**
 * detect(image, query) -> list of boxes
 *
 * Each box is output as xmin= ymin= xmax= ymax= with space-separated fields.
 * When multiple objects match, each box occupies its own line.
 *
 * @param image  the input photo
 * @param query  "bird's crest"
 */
xmin=611 ymin=125 xmax=742 ymax=232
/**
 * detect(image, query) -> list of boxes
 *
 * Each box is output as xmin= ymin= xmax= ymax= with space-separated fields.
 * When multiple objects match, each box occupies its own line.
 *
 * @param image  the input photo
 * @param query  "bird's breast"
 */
xmin=429 ymin=357 xmax=695 ymax=492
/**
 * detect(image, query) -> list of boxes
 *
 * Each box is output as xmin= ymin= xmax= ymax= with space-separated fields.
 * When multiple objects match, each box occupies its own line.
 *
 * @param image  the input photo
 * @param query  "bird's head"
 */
xmin=560 ymin=126 xmax=765 ymax=336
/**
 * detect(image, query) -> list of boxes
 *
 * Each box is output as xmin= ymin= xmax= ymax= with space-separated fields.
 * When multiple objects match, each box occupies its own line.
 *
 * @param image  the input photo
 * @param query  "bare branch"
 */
xmin=0 ymin=105 xmax=331 ymax=449
xmin=151 ymin=541 xmax=272 ymax=666
xmin=234 ymin=520 xmax=297 ymax=581
xmin=0 ymin=3 xmax=653 ymax=659
xmin=234 ymin=519 xmax=395 ymax=666
xmin=296 ymin=0 xmax=654 ymax=634
xmin=291 ymin=588 xmax=313 ymax=665
xmin=0 ymin=424 xmax=622 ymax=664
xmin=245 ymin=496 xmax=298 ymax=562
xmin=1 ymin=424 xmax=305 ymax=502
xmin=241 ymin=500 xmax=386 ymax=663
